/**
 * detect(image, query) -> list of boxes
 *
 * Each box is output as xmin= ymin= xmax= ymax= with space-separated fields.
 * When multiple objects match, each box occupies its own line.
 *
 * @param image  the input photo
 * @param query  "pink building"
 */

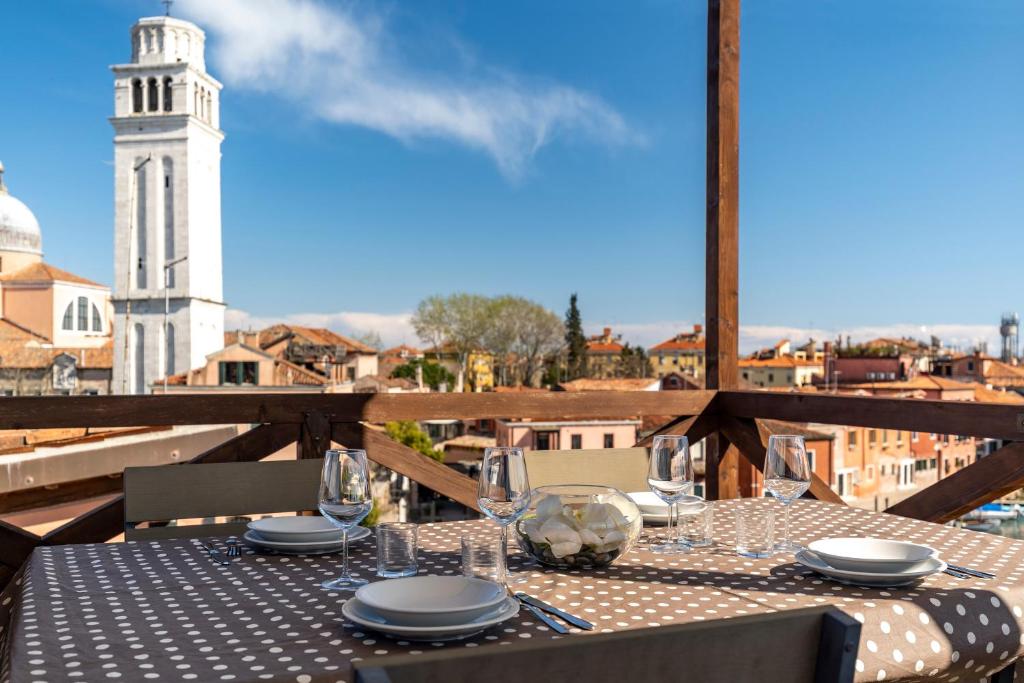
xmin=496 ymin=419 xmax=640 ymax=451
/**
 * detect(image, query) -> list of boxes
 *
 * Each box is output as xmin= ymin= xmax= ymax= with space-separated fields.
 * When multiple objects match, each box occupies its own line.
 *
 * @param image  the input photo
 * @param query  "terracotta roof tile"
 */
xmin=0 ymin=262 xmax=105 ymax=288
xmin=0 ymin=317 xmax=49 ymax=342
xmin=738 ymin=357 xmax=822 ymax=368
xmin=258 ymin=324 xmax=377 ymax=354
xmin=650 ymin=333 xmax=705 ymax=352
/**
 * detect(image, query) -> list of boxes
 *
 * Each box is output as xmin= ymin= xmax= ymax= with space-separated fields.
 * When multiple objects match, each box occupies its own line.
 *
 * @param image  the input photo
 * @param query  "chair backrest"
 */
xmin=354 ymin=606 xmax=860 ymax=683
xmin=524 ymin=447 xmax=649 ymax=493
xmin=123 ymin=459 xmax=323 ymax=540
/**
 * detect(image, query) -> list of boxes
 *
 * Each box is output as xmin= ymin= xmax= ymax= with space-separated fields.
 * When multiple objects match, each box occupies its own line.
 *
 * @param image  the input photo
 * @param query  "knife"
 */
xmin=202 ymin=542 xmax=231 ymax=566
xmin=519 ymin=600 xmax=569 ymax=634
xmin=515 ymin=592 xmax=594 ymax=631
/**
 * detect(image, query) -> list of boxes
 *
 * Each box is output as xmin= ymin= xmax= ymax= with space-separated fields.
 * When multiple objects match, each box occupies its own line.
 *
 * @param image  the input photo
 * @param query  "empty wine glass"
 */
xmin=318 ymin=449 xmax=373 ymax=590
xmin=763 ymin=435 xmax=811 ymax=553
xmin=647 ymin=435 xmax=694 ymax=553
xmin=477 ymin=447 xmax=531 ymax=584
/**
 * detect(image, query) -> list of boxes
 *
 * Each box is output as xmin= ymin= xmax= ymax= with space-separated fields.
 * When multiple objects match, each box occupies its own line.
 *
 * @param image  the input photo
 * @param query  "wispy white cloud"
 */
xmin=178 ymin=0 xmax=638 ymax=177
xmin=225 ymin=308 xmax=415 ymax=347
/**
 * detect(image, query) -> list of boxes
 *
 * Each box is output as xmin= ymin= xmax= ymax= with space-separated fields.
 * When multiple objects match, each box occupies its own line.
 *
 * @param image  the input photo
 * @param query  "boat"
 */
xmin=963 ymin=503 xmax=1022 ymax=522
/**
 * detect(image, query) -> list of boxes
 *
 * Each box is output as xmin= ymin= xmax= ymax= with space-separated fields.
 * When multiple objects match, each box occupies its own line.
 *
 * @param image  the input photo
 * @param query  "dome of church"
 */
xmin=0 ymin=162 xmax=43 ymax=256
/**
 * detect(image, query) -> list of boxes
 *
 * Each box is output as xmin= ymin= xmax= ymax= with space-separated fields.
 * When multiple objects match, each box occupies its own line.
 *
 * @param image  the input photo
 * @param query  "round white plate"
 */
xmin=342 ymin=596 xmax=519 ymax=641
xmin=247 ymin=516 xmax=343 ymax=543
xmin=627 ymin=491 xmax=670 ymax=516
xmin=807 ymin=537 xmax=936 ymax=574
xmin=796 ymin=549 xmax=945 ymax=587
xmin=243 ymin=526 xmax=370 ymax=554
xmin=356 ymin=576 xmax=506 ymax=627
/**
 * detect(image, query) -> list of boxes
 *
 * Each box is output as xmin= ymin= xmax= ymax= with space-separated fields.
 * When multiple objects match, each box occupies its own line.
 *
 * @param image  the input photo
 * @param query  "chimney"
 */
xmin=415 ymin=364 xmax=424 ymax=391
xmin=694 ymin=324 xmax=703 ymax=335
xmin=603 ymin=327 xmax=611 ymax=338
xmin=823 ymin=341 xmax=833 ymax=389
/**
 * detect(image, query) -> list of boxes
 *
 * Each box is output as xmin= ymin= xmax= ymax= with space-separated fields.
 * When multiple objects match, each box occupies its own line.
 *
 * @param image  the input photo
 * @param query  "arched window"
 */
xmin=77 ymin=297 xmax=88 ymax=331
xmin=61 ymin=303 xmax=74 ymax=330
xmin=147 ymin=77 xmax=158 ymax=111
xmin=91 ymin=304 xmax=102 ymax=332
xmin=165 ymin=323 xmax=175 ymax=376
xmin=163 ymin=77 xmax=173 ymax=112
xmin=135 ymin=159 xmax=147 ymax=288
xmin=163 ymin=157 xmax=175 ymax=287
xmin=132 ymin=79 xmax=143 ymax=113
xmin=194 ymin=83 xmax=199 ymax=116
xmin=133 ymin=323 xmax=145 ymax=395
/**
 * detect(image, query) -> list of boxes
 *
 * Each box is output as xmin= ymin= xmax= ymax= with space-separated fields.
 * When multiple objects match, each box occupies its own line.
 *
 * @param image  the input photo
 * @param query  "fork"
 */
xmin=947 ymin=564 xmax=994 ymax=579
xmin=225 ymin=539 xmax=241 ymax=558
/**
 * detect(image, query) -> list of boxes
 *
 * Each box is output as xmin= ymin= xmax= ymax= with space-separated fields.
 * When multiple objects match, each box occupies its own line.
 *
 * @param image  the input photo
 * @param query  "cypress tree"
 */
xmin=565 ymin=293 xmax=587 ymax=379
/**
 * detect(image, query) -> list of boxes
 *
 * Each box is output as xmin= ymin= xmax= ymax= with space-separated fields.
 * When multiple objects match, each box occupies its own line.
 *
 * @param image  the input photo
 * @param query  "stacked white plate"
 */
xmin=243 ymin=516 xmax=370 ymax=555
xmin=796 ymin=538 xmax=945 ymax=587
xmin=627 ymin=491 xmax=704 ymax=525
xmin=343 ymin=576 xmax=519 ymax=641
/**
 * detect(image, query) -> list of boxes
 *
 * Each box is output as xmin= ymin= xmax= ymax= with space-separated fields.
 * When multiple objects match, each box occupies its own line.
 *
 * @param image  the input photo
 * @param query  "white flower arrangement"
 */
xmin=517 ymin=494 xmax=631 ymax=565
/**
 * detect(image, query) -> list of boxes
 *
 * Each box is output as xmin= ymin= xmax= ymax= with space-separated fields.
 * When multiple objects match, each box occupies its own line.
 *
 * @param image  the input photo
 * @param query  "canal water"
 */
xmin=986 ymin=517 xmax=1024 ymax=540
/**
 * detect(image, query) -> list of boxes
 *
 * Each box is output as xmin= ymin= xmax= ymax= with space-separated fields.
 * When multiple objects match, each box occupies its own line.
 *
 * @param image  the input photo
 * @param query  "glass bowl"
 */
xmin=514 ymin=484 xmax=643 ymax=569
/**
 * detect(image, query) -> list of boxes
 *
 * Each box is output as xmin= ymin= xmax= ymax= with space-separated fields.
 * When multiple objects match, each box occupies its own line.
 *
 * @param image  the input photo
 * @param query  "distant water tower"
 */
xmin=1000 ymin=313 xmax=1020 ymax=362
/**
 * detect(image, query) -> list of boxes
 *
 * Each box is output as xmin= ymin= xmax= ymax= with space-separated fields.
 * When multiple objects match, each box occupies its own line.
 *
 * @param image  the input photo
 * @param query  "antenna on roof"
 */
xmin=161 ymin=0 xmax=173 ymax=16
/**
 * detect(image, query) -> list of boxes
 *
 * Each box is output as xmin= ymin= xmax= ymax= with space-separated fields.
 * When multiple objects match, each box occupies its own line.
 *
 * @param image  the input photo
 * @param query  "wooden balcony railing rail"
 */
xmin=1 ymin=388 xmax=1022 ymax=593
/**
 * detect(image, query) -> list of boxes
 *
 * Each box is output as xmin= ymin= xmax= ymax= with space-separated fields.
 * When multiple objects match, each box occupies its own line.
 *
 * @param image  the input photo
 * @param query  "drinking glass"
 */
xmin=376 ymin=523 xmax=418 ymax=578
xmin=647 ymin=435 xmax=694 ymax=553
xmin=763 ymin=435 xmax=811 ymax=553
xmin=461 ymin=533 xmax=506 ymax=584
xmin=318 ymin=449 xmax=373 ymax=590
xmin=734 ymin=501 xmax=775 ymax=558
xmin=677 ymin=499 xmax=714 ymax=548
xmin=477 ymin=447 xmax=530 ymax=584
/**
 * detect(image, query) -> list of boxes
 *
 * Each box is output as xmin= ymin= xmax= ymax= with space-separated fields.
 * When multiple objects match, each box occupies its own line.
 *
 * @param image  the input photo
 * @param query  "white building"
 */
xmin=110 ymin=15 xmax=225 ymax=395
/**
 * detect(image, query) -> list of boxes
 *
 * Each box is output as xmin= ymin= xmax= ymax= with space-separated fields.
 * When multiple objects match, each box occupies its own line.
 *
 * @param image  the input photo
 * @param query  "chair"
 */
xmin=123 ymin=459 xmax=323 ymax=540
xmin=354 ymin=605 xmax=861 ymax=683
xmin=524 ymin=447 xmax=649 ymax=493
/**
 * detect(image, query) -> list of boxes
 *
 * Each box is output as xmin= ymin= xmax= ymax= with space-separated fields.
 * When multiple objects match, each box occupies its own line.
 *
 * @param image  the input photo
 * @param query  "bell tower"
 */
xmin=111 ymin=14 xmax=225 ymax=394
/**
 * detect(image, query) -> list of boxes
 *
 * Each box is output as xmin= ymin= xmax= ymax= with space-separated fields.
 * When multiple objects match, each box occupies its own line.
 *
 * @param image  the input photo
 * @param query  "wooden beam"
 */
xmin=719 ymin=390 xmax=1024 ymax=441
xmin=189 ymin=423 xmax=298 ymax=464
xmin=298 ymin=411 xmax=332 ymax=460
xmin=635 ymin=410 xmax=720 ymax=448
xmin=0 ymin=474 xmax=123 ymax=515
xmin=886 ymin=442 xmax=1024 ymax=523
xmin=0 ymin=391 xmax=716 ymax=429
xmin=334 ymin=423 xmax=480 ymax=512
xmin=719 ymin=415 xmax=846 ymax=505
xmin=705 ymin=0 xmax=740 ymax=392
xmin=714 ymin=431 xmax=743 ymax=499
xmin=42 ymin=494 xmax=124 ymax=546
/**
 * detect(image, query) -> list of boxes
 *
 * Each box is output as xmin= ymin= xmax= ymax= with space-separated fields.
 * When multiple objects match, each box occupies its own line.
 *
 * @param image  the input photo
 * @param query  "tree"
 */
xmin=484 ymin=296 xmax=565 ymax=387
xmin=353 ymin=330 xmax=383 ymax=350
xmin=565 ymin=293 xmax=587 ymax=379
xmin=411 ymin=293 xmax=491 ymax=379
xmin=390 ymin=359 xmax=455 ymax=391
xmin=385 ymin=421 xmax=444 ymax=463
xmin=620 ymin=343 xmax=652 ymax=378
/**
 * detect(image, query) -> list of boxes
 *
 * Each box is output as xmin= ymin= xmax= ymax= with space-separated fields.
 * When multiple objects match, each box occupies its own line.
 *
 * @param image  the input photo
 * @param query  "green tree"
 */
xmin=565 ymin=293 xmax=587 ymax=379
xmin=411 ymin=293 xmax=491 ymax=379
xmin=353 ymin=330 xmax=383 ymax=350
xmin=390 ymin=359 xmax=455 ymax=391
xmin=385 ymin=421 xmax=444 ymax=463
xmin=485 ymin=296 xmax=565 ymax=387
xmin=620 ymin=343 xmax=652 ymax=378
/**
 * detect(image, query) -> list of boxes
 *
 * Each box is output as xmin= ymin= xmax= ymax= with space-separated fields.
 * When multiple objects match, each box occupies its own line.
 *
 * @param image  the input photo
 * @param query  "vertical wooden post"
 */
xmin=298 ymin=411 xmax=332 ymax=460
xmin=704 ymin=0 xmax=740 ymax=499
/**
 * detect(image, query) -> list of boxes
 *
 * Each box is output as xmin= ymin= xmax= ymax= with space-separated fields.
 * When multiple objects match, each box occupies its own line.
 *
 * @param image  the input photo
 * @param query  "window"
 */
xmin=163 ymin=157 xmax=175 ymax=286
xmin=603 ymin=433 xmax=614 ymax=448
xmin=534 ymin=431 xmax=554 ymax=451
xmin=76 ymin=297 xmax=88 ymax=331
xmin=135 ymin=160 xmax=147 ymax=288
xmin=346 ymin=367 xmax=356 ymax=382
xmin=968 ymin=361 xmax=975 ymax=372
xmin=868 ymin=429 xmax=877 ymax=446
xmin=929 ymin=458 xmax=937 ymax=469
xmin=693 ymin=482 xmax=705 ymax=497
xmin=131 ymin=78 xmax=143 ymax=113
xmin=911 ymin=431 xmax=919 ymax=442
xmin=742 ymin=372 xmax=748 ymax=380
xmin=165 ymin=323 xmax=175 ymax=376
xmin=133 ymin=323 xmax=145 ymax=395
xmin=147 ymin=77 xmax=158 ymax=111
xmin=219 ymin=361 xmax=258 ymax=386
xmin=61 ymin=303 xmax=74 ymax=330
xmin=836 ymin=469 xmax=857 ymax=497
xmin=806 ymin=449 xmax=816 ymax=473
xmin=162 ymin=77 xmax=173 ymax=111
xmin=91 ymin=304 xmax=102 ymax=331
xmin=571 ymin=434 xmax=582 ymax=449
xmin=866 ymin=465 xmax=875 ymax=481
xmin=897 ymin=460 xmax=914 ymax=487
xmin=768 ymin=373 xmax=775 ymax=382
xmin=880 ymin=464 xmax=886 ymax=476
xmin=848 ymin=431 xmax=857 ymax=448
xmin=915 ymin=459 xmax=927 ymax=472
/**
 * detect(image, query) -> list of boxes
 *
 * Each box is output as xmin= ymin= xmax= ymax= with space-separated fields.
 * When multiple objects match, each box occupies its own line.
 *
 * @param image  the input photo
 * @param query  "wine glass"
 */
xmin=477 ymin=447 xmax=531 ymax=584
xmin=647 ymin=435 xmax=694 ymax=553
xmin=318 ymin=449 xmax=373 ymax=590
xmin=763 ymin=435 xmax=811 ymax=553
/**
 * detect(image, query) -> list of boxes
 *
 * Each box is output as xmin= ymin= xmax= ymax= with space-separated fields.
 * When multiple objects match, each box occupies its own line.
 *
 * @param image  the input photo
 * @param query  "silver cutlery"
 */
xmin=226 ymin=539 xmax=241 ymax=557
xmin=947 ymin=564 xmax=994 ymax=579
xmin=202 ymin=542 xmax=231 ymax=566
xmin=514 ymin=592 xmax=595 ymax=631
xmin=519 ymin=600 xmax=569 ymax=634
xmin=944 ymin=567 xmax=971 ymax=580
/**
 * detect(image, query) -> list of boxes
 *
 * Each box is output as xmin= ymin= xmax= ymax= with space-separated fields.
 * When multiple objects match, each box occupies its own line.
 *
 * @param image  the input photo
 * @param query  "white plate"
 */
xmin=243 ymin=526 xmax=370 ymax=554
xmin=796 ymin=549 xmax=946 ymax=587
xmin=807 ymin=537 xmax=937 ymax=573
xmin=627 ymin=491 xmax=670 ymax=516
xmin=247 ymin=516 xmax=343 ymax=543
xmin=355 ymin=576 xmax=506 ymax=627
xmin=342 ymin=596 xmax=519 ymax=641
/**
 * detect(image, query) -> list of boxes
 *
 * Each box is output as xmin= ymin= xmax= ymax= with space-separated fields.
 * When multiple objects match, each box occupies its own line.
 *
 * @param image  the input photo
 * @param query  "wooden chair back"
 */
xmin=123 ymin=459 xmax=323 ymax=540
xmin=354 ymin=606 xmax=860 ymax=683
xmin=525 ymin=447 xmax=649 ymax=493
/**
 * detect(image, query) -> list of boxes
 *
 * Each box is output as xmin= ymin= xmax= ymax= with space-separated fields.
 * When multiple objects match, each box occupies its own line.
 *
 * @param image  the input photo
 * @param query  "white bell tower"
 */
xmin=111 ymin=14 xmax=225 ymax=394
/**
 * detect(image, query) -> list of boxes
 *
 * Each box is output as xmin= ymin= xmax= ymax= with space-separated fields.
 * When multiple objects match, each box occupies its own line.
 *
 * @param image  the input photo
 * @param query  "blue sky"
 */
xmin=0 ymin=0 xmax=1021 ymax=351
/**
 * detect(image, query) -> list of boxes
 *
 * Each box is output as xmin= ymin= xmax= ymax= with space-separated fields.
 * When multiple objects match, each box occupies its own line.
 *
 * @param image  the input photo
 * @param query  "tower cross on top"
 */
xmin=161 ymin=0 xmax=173 ymax=16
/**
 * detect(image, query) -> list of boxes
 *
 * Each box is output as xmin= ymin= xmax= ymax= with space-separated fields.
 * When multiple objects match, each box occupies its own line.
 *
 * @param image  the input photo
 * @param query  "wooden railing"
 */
xmin=2 ymin=388 xmax=1022 ymax=592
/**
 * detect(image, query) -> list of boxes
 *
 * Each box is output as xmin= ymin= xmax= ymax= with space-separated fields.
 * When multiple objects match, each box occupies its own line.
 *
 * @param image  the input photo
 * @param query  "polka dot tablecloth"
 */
xmin=2 ymin=500 xmax=1023 ymax=683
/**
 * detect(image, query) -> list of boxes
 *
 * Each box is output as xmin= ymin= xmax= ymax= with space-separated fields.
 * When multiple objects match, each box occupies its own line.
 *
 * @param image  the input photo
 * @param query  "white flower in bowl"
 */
xmin=538 ymin=516 xmax=582 ymax=558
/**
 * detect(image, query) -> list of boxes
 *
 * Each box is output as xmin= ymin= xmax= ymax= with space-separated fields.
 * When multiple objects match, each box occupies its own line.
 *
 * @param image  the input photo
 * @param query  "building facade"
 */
xmin=739 ymin=357 xmax=822 ymax=388
xmin=584 ymin=327 xmax=624 ymax=379
xmin=649 ymin=325 xmax=705 ymax=378
xmin=111 ymin=15 xmax=226 ymax=395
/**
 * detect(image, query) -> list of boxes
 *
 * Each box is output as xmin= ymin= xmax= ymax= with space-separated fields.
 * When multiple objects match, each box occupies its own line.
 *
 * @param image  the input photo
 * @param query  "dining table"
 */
xmin=2 ymin=499 xmax=1023 ymax=683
